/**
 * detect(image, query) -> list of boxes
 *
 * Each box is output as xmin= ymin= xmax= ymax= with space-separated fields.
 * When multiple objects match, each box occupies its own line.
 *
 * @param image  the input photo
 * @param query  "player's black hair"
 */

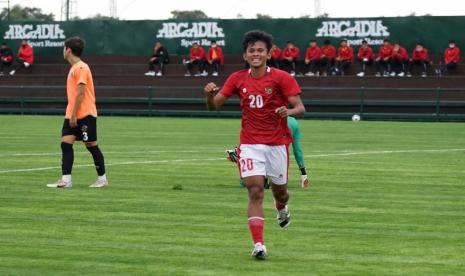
xmin=211 ymin=40 xmax=217 ymax=44
xmin=383 ymin=39 xmax=390 ymax=43
xmin=242 ymin=30 xmax=273 ymax=52
xmin=361 ymin=40 xmax=368 ymax=44
xmin=309 ymin=39 xmax=316 ymax=43
xmin=416 ymin=42 xmax=423 ymax=46
xmin=323 ymin=39 xmax=331 ymax=45
xmin=64 ymin=36 xmax=85 ymax=57
xmin=449 ymin=40 xmax=456 ymax=44
xmin=1 ymin=42 xmax=6 ymax=46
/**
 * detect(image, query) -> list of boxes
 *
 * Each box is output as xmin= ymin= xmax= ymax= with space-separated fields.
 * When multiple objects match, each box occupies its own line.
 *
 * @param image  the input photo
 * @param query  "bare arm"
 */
xmin=275 ymin=95 xmax=306 ymax=118
xmin=204 ymin=82 xmax=228 ymax=111
xmin=69 ymin=83 xmax=86 ymax=127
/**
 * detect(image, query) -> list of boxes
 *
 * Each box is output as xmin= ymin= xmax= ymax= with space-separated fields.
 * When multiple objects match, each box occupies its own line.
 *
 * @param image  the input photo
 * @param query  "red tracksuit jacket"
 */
xmin=444 ymin=47 xmax=460 ymax=64
xmin=337 ymin=46 xmax=354 ymax=61
xmin=392 ymin=47 xmax=409 ymax=61
xmin=207 ymin=46 xmax=224 ymax=64
xmin=378 ymin=45 xmax=393 ymax=60
xmin=18 ymin=44 xmax=34 ymax=64
xmin=189 ymin=46 xmax=206 ymax=60
xmin=271 ymin=47 xmax=282 ymax=60
xmin=305 ymin=46 xmax=322 ymax=61
xmin=357 ymin=46 xmax=373 ymax=60
xmin=321 ymin=45 xmax=337 ymax=59
xmin=282 ymin=47 xmax=300 ymax=60
xmin=411 ymin=48 xmax=429 ymax=61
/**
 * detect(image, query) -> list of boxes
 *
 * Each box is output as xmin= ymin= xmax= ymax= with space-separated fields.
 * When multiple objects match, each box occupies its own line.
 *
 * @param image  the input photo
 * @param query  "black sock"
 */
xmin=86 ymin=145 xmax=106 ymax=176
xmin=300 ymin=167 xmax=307 ymax=175
xmin=61 ymin=142 xmax=74 ymax=175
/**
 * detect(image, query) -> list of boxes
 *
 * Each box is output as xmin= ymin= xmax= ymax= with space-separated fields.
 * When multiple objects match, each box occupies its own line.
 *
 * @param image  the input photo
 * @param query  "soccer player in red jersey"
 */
xmin=203 ymin=30 xmax=305 ymax=260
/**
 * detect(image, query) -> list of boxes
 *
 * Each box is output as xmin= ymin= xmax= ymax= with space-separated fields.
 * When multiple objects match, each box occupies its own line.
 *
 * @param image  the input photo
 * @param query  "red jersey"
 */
xmin=321 ymin=45 xmax=336 ymax=59
xmin=411 ymin=48 xmax=429 ymax=61
xmin=444 ymin=47 xmax=460 ymax=63
xmin=282 ymin=47 xmax=300 ymax=60
xmin=337 ymin=46 xmax=354 ymax=61
xmin=357 ymin=46 xmax=373 ymax=60
xmin=189 ymin=46 xmax=206 ymax=60
xmin=220 ymin=67 xmax=301 ymax=145
xmin=305 ymin=46 xmax=322 ymax=61
xmin=378 ymin=45 xmax=393 ymax=59
xmin=392 ymin=47 xmax=408 ymax=61
xmin=18 ymin=44 xmax=34 ymax=64
xmin=271 ymin=47 xmax=282 ymax=60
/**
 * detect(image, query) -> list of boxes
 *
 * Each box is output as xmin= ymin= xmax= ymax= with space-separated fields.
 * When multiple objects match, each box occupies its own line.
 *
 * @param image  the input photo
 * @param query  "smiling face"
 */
xmin=243 ymin=41 xmax=271 ymax=69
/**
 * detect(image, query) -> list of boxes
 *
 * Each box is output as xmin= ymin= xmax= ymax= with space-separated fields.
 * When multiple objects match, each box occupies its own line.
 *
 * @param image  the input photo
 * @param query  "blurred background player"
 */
xmin=47 ymin=37 xmax=108 ymax=188
xmin=335 ymin=39 xmax=353 ymax=76
xmin=375 ymin=39 xmax=393 ymax=77
xmin=184 ymin=42 xmax=207 ymax=77
xmin=145 ymin=41 xmax=169 ymax=76
xmin=203 ymin=30 xmax=305 ymax=260
xmin=304 ymin=40 xmax=322 ymax=76
xmin=356 ymin=40 xmax=374 ymax=77
xmin=207 ymin=40 xmax=224 ymax=76
xmin=407 ymin=42 xmax=429 ymax=77
xmin=9 ymin=39 xmax=34 ymax=76
xmin=0 ymin=42 xmax=14 ymax=76
xmin=436 ymin=40 xmax=460 ymax=76
xmin=267 ymin=43 xmax=282 ymax=68
xmin=390 ymin=42 xmax=409 ymax=77
xmin=227 ymin=116 xmax=309 ymax=189
xmin=281 ymin=41 xmax=300 ymax=76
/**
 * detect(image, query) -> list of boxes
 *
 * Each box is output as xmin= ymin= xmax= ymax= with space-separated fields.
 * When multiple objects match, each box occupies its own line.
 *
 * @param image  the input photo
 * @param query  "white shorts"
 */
xmin=238 ymin=144 xmax=289 ymax=185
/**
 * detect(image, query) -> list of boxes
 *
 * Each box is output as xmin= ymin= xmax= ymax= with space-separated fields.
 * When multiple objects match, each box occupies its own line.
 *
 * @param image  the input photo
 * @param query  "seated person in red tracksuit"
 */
xmin=184 ymin=42 xmax=207 ymax=77
xmin=304 ymin=40 xmax=322 ymax=76
xmin=320 ymin=39 xmax=336 ymax=76
xmin=267 ymin=43 xmax=282 ymax=68
xmin=335 ymin=39 xmax=353 ymax=76
xmin=281 ymin=41 xmax=300 ymax=76
xmin=207 ymin=40 xmax=224 ymax=76
xmin=437 ymin=40 xmax=460 ymax=76
xmin=375 ymin=39 xmax=393 ymax=77
xmin=407 ymin=42 xmax=430 ymax=77
xmin=0 ymin=42 xmax=14 ymax=76
xmin=356 ymin=40 xmax=374 ymax=77
xmin=390 ymin=42 xmax=409 ymax=77
xmin=10 ymin=39 xmax=34 ymax=76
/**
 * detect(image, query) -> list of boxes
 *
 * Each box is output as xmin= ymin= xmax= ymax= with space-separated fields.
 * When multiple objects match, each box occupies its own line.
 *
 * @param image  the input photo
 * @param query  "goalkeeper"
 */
xmin=227 ymin=116 xmax=309 ymax=188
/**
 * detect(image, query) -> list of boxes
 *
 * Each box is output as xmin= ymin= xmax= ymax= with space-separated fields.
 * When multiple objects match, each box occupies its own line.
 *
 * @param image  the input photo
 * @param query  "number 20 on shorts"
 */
xmin=240 ymin=158 xmax=254 ymax=172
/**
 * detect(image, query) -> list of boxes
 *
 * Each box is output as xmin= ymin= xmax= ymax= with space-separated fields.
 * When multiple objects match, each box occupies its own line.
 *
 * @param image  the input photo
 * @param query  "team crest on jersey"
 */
xmin=265 ymin=87 xmax=273 ymax=94
xmin=242 ymin=88 xmax=247 ymax=93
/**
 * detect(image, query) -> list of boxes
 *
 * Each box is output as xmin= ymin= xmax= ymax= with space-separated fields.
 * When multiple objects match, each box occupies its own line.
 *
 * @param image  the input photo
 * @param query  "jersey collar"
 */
xmin=248 ymin=66 xmax=271 ymax=75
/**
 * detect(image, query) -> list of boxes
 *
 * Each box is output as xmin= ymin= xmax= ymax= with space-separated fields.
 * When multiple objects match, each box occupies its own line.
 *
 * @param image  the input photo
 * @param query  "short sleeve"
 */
xmin=279 ymin=71 xmax=301 ymax=97
xmin=74 ymin=65 xmax=88 ymax=85
xmin=219 ymin=72 xmax=239 ymax=98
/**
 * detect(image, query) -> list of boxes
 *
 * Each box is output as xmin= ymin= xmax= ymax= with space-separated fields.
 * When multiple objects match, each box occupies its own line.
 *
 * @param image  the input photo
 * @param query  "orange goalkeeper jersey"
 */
xmin=65 ymin=60 xmax=97 ymax=119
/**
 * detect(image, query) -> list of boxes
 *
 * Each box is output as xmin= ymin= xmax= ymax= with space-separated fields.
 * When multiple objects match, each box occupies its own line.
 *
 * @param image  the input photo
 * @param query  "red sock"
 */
xmin=248 ymin=217 xmax=264 ymax=244
xmin=275 ymin=201 xmax=286 ymax=211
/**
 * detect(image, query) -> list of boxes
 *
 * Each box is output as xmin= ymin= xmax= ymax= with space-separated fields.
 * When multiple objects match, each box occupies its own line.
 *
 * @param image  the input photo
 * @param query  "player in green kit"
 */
xmin=227 ymin=116 xmax=309 ymax=188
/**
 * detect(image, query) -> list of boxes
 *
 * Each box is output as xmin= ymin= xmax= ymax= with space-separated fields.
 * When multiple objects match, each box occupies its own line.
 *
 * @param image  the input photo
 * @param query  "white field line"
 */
xmin=0 ymin=150 xmax=208 ymax=157
xmin=0 ymin=148 xmax=464 ymax=174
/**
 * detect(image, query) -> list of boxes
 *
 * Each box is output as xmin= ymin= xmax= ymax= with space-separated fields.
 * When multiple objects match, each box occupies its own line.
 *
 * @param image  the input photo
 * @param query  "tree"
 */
xmin=170 ymin=10 xmax=209 ymax=20
xmin=256 ymin=13 xmax=272 ymax=19
xmin=84 ymin=14 xmax=118 ymax=20
xmin=317 ymin=13 xmax=330 ymax=18
xmin=0 ymin=4 xmax=54 ymax=21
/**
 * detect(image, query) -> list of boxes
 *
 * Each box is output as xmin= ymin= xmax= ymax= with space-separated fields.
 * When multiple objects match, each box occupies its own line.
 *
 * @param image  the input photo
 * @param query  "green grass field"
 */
xmin=0 ymin=115 xmax=464 ymax=275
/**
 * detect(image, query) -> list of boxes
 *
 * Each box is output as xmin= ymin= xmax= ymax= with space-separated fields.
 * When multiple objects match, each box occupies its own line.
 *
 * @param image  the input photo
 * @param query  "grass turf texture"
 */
xmin=0 ymin=115 xmax=464 ymax=275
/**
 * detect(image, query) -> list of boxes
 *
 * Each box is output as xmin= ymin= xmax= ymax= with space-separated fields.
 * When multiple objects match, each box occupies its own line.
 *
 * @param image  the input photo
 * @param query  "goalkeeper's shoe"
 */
xmin=46 ymin=179 xmax=72 ymax=188
xmin=301 ymin=174 xmax=309 ymax=189
xmin=225 ymin=147 xmax=239 ymax=163
xmin=89 ymin=179 xmax=108 ymax=188
xmin=277 ymin=205 xmax=291 ymax=229
xmin=251 ymin=242 xmax=267 ymax=260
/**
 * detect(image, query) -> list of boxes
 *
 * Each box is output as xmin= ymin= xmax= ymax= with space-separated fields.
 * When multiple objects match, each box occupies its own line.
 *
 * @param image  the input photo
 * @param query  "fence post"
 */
xmin=435 ymin=87 xmax=441 ymax=122
xmin=359 ymin=87 xmax=365 ymax=117
xmin=148 ymin=86 xmax=153 ymax=117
